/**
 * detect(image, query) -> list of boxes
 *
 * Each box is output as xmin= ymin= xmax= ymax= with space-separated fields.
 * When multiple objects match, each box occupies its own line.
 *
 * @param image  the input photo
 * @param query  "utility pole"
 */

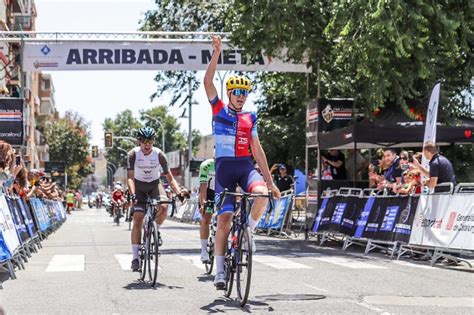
xmin=188 ymin=78 xmax=193 ymax=189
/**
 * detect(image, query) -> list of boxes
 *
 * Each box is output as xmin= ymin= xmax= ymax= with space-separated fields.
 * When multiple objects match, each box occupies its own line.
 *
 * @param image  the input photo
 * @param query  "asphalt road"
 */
xmin=1 ymin=206 xmax=473 ymax=314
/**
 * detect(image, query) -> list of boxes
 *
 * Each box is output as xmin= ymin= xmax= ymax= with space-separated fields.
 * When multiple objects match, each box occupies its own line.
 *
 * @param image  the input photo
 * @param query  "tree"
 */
xmin=45 ymin=111 xmax=92 ymax=190
xmin=103 ymin=106 xmax=202 ymax=165
xmin=227 ymin=1 xmax=473 ymax=118
xmin=102 ymin=110 xmax=143 ymax=168
xmin=140 ymin=0 xmax=229 ymax=107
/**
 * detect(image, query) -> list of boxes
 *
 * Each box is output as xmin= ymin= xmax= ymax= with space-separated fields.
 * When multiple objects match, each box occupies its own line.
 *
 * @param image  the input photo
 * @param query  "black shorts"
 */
xmin=133 ymin=179 xmax=168 ymax=212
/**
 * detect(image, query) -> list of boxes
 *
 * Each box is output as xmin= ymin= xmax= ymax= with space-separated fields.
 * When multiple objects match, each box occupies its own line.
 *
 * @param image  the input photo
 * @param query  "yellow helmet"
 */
xmin=226 ymin=75 xmax=251 ymax=91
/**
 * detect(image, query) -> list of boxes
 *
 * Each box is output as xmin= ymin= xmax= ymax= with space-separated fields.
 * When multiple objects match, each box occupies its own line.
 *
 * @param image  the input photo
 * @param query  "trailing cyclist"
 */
xmin=111 ymin=183 xmax=125 ymax=223
xmin=203 ymin=35 xmax=281 ymax=289
xmin=127 ymin=127 xmax=188 ymax=272
xmin=198 ymin=158 xmax=215 ymax=263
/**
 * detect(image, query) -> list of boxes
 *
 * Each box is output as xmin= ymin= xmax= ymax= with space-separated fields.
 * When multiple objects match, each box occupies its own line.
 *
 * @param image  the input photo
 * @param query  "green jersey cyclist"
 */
xmin=203 ymin=35 xmax=281 ymax=289
xmin=198 ymin=158 xmax=215 ymax=263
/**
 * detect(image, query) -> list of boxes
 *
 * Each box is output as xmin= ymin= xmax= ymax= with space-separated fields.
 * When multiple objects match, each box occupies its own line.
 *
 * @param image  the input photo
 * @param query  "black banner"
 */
xmin=318 ymin=98 xmax=354 ymax=132
xmin=0 ymin=98 xmax=24 ymax=145
xmin=312 ymin=194 xmax=419 ymax=243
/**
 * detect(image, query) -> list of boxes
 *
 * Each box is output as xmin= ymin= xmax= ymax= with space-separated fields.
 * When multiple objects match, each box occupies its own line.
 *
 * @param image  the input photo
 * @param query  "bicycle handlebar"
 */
xmin=145 ymin=197 xmax=177 ymax=217
xmin=218 ymin=189 xmax=275 ymax=213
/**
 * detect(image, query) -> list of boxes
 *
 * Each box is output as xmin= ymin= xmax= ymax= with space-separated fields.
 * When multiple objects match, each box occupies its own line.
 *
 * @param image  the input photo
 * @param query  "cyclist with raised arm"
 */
xmin=127 ymin=127 xmax=187 ymax=272
xmin=198 ymin=158 xmax=215 ymax=263
xmin=203 ymin=35 xmax=281 ymax=289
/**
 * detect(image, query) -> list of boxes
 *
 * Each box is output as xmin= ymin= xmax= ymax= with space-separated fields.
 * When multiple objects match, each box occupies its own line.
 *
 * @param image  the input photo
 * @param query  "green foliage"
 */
xmin=45 ymin=111 xmax=92 ymax=190
xmin=103 ymin=107 xmax=202 ymax=168
xmin=102 ymin=109 xmax=142 ymax=168
xmin=140 ymin=0 xmax=229 ymax=107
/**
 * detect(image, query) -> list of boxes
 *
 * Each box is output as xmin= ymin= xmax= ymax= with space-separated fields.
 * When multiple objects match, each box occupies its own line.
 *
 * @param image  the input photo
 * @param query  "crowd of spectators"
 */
xmin=0 ymin=140 xmax=85 ymax=210
xmin=316 ymin=141 xmax=455 ymax=195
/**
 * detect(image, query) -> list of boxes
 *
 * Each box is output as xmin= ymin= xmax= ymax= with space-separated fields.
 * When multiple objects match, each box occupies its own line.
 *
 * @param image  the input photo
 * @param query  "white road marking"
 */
xmin=354 ymin=301 xmax=390 ymax=315
xmin=312 ymin=256 xmax=387 ymax=269
xmin=46 ymin=255 xmax=85 ymax=272
xmin=303 ymin=283 xmax=329 ymax=292
xmin=253 ymin=255 xmax=312 ymax=269
xmin=114 ymin=254 xmax=161 ymax=271
xmin=391 ymin=260 xmax=434 ymax=270
xmin=177 ymin=254 xmax=205 ymax=270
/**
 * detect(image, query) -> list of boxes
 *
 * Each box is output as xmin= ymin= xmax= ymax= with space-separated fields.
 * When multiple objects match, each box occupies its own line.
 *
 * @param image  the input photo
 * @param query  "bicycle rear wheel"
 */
xmin=147 ymin=222 xmax=160 ymax=286
xmin=205 ymin=233 xmax=215 ymax=275
xmin=236 ymin=226 xmax=252 ymax=306
xmin=224 ymin=230 xmax=236 ymax=298
xmin=139 ymin=242 xmax=147 ymax=281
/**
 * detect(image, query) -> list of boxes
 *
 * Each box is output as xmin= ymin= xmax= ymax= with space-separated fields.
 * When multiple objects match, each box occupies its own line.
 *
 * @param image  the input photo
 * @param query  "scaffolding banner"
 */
xmin=0 ymin=98 xmax=23 ymax=145
xmin=23 ymin=42 xmax=311 ymax=73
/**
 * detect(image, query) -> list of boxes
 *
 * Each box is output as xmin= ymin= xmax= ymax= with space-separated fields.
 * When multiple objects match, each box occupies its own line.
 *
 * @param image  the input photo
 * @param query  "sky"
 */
xmin=34 ymin=0 xmax=258 ymax=148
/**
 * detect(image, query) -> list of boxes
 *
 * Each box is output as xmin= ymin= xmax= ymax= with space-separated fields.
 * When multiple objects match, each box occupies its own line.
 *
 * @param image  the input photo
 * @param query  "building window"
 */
xmin=43 ymin=79 xmax=51 ymax=90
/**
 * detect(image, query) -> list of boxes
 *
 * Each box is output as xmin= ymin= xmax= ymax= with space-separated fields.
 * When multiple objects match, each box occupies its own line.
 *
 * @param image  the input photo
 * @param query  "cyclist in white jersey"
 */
xmin=127 ymin=127 xmax=187 ymax=271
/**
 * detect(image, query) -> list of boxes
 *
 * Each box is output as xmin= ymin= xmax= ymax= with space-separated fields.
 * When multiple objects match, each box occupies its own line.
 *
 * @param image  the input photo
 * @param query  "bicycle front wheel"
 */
xmin=147 ymin=222 xmax=160 ymax=286
xmin=236 ymin=226 xmax=253 ymax=306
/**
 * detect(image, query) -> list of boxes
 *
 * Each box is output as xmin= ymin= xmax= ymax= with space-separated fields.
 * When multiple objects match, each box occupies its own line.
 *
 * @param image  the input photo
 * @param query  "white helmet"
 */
xmin=114 ymin=184 xmax=122 ymax=190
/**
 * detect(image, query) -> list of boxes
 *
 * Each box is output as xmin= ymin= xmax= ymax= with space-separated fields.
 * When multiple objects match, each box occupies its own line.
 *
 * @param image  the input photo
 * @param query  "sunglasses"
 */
xmin=140 ymin=139 xmax=154 ymax=145
xmin=231 ymin=89 xmax=249 ymax=97
xmin=400 ymin=157 xmax=408 ymax=160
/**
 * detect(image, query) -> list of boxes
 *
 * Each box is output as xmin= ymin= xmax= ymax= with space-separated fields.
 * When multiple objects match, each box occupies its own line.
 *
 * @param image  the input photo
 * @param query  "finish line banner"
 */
xmin=23 ymin=42 xmax=311 ymax=72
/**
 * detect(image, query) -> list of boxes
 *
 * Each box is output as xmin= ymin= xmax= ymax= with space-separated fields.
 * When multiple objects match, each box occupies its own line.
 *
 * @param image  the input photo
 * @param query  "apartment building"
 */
xmin=0 ymin=0 xmax=57 ymax=169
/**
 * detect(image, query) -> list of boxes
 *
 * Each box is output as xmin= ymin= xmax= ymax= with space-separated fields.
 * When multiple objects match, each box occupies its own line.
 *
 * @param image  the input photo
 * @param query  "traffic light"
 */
xmin=91 ymin=145 xmax=98 ymax=158
xmin=104 ymin=132 xmax=113 ymax=148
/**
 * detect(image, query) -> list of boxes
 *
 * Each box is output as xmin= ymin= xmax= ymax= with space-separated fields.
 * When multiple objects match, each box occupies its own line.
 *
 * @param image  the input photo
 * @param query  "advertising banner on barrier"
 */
xmin=409 ymin=194 xmax=474 ymax=250
xmin=23 ymin=42 xmax=311 ymax=73
xmin=17 ymin=198 xmax=37 ymax=238
xmin=0 ymin=98 xmax=24 ymax=145
xmin=29 ymin=198 xmax=51 ymax=232
xmin=0 ymin=231 xmax=12 ymax=261
xmin=5 ymin=197 xmax=29 ymax=244
xmin=0 ymin=195 xmax=20 ymax=253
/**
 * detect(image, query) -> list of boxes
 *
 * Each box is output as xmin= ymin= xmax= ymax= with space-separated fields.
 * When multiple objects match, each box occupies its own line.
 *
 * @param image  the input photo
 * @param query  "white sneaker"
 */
xmin=200 ymin=250 xmax=210 ymax=263
xmin=214 ymin=272 xmax=226 ymax=289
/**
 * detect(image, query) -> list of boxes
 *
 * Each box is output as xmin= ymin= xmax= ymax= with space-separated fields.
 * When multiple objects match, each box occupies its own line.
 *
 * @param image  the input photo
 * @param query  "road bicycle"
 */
xmin=113 ymin=201 xmax=125 ymax=226
xmin=217 ymin=189 xmax=273 ymax=306
xmin=139 ymin=197 xmax=175 ymax=287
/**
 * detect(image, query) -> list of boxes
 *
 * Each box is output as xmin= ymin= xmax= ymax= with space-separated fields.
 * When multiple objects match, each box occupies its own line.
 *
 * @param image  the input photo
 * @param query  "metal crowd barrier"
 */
xmin=306 ymin=183 xmax=474 ymax=267
xmin=0 ymin=195 xmax=67 ymax=281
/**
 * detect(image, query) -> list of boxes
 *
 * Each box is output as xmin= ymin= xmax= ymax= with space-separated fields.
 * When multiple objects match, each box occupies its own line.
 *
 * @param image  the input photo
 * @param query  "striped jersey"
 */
xmin=210 ymin=96 xmax=258 ymax=158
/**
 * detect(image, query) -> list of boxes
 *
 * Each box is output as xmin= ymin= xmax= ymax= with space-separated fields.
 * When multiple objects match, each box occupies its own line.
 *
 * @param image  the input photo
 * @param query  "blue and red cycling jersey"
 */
xmin=209 ymin=96 xmax=258 ymax=159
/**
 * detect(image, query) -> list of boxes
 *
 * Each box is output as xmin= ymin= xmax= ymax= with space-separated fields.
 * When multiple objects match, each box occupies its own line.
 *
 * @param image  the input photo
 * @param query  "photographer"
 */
xmin=271 ymin=163 xmax=294 ymax=193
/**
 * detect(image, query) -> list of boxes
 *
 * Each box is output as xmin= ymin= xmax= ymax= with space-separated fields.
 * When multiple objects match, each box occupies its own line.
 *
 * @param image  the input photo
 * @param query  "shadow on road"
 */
xmin=200 ymin=297 xmax=273 ymax=313
xmin=196 ymin=274 xmax=213 ymax=282
xmin=123 ymin=281 xmax=184 ymax=291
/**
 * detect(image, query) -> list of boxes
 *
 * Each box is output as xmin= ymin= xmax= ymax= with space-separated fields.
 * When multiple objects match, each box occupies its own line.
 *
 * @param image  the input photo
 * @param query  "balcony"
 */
xmin=12 ymin=14 xmax=31 ymax=31
xmin=40 ymin=98 xmax=56 ymax=117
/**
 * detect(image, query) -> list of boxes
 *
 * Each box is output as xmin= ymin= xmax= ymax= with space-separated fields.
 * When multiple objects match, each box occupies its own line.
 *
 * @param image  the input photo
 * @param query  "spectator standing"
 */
xmin=66 ymin=190 xmax=75 ymax=214
xmin=322 ymin=150 xmax=347 ymax=180
xmin=271 ymin=164 xmax=294 ymax=193
xmin=413 ymin=141 xmax=456 ymax=188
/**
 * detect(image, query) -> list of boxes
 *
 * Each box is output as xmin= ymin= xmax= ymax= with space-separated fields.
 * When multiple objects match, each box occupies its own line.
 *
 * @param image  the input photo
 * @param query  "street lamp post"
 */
xmin=143 ymin=114 xmax=165 ymax=153
xmin=117 ymin=147 xmax=129 ymax=183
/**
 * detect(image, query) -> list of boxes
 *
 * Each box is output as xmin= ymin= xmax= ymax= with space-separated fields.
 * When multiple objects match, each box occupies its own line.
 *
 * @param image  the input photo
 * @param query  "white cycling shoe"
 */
xmin=242 ymin=235 xmax=256 ymax=254
xmin=200 ymin=251 xmax=210 ymax=263
xmin=214 ymin=272 xmax=226 ymax=289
